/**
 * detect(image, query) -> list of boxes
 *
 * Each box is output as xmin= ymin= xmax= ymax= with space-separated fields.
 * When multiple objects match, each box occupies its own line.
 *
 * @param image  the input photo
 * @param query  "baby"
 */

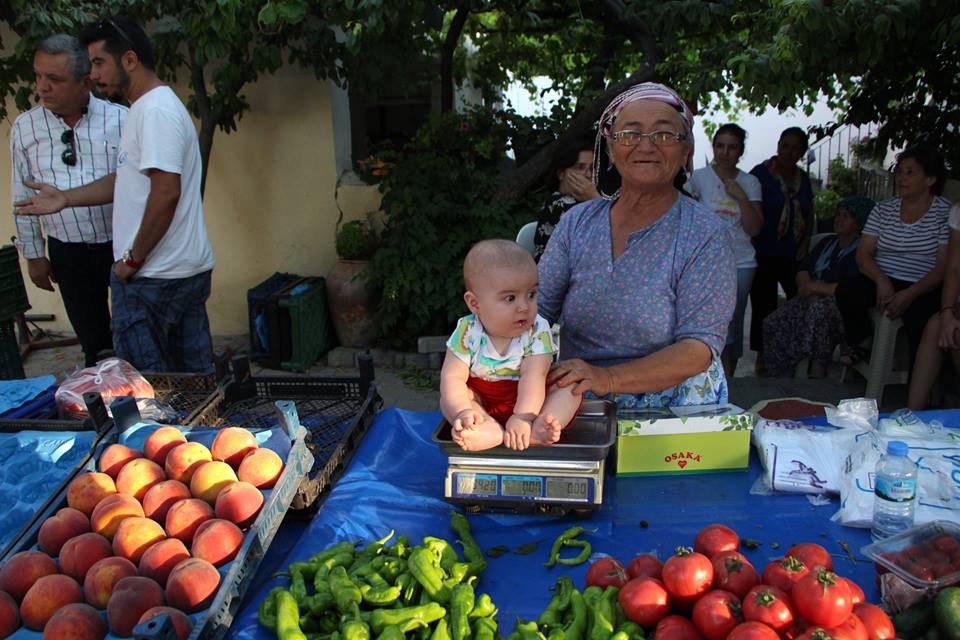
xmin=440 ymin=239 xmax=581 ymax=451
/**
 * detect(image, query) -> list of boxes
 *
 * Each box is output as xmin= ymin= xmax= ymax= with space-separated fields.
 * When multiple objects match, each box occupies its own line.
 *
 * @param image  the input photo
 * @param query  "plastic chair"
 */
xmin=840 ymin=308 xmax=909 ymax=403
xmin=516 ymin=221 xmax=537 ymax=255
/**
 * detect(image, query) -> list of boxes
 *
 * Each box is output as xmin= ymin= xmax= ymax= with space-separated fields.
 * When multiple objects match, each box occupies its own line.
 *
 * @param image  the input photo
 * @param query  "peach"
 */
xmin=215 ymin=481 xmax=264 ymax=529
xmin=138 ymin=539 xmax=190 ymax=588
xmin=191 ymin=519 xmax=244 ymax=566
xmin=98 ymin=444 xmax=142 ymax=479
xmin=0 ymin=591 xmax=18 ymax=638
xmin=142 ymin=480 xmax=191 ymax=522
xmin=38 ymin=507 xmax=91 ymax=556
xmin=106 ymin=576 xmax=164 ymax=637
xmin=43 ymin=602 xmax=107 ymax=640
xmin=165 ymin=558 xmax=220 ymax=613
xmin=137 ymin=606 xmax=193 ymax=640
xmin=20 ymin=574 xmax=82 ymax=630
xmin=164 ymin=498 xmax=213 ymax=544
xmin=66 ymin=472 xmax=117 ymax=516
xmin=115 ymin=458 xmax=166 ymax=501
xmin=237 ymin=448 xmax=284 ymax=489
xmin=0 ymin=550 xmax=59 ymax=601
xmin=211 ymin=427 xmax=258 ymax=468
xmin=112 ymin=517 xmax=166 ymax=564
xmin=164 ymin=441 xmax=212 ymax=485
xmin=90 ymin=493 xmax=144 ymax=540
xmin=82 ymin=557 xmax=138 ymax=609
xmin=59 ymin=532 xmax=112 ymax=582
xmin=189 ymin=461 xmax=237 ymax=504
xmin=143 ymin=427 xmax=187 ymax=466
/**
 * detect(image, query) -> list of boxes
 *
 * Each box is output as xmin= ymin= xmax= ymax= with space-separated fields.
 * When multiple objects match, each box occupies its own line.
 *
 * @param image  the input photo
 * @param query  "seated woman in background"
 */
xmin=538 ymin=82 xmax=735 ymax=408
xmin=835 ymin=144 xmax=950 ymax=372
xmin=908 ymin=202 xmax=960 ymax=409
xmin=687 ymin=123 xmax=763 ymax=377
xmin=532 ymin=137 xmax=598 ymax=261
xmin=761 ymin=196 xmax=874 ymax=378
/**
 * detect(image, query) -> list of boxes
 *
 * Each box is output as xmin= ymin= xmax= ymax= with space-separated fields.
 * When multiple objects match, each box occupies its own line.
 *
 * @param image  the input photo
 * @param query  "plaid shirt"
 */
xmin=11 ymin=94 xmax=127 ymax=259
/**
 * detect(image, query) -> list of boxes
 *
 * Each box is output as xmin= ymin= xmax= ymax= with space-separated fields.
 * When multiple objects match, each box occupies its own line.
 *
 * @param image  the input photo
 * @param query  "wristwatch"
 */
xmin=121 ymin=249 xmax=143 ymax=270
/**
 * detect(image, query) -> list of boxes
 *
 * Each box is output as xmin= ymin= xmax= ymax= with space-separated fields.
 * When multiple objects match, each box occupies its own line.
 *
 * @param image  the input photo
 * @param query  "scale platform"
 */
xmin=432 ymin=400 xmax=616 ymax=514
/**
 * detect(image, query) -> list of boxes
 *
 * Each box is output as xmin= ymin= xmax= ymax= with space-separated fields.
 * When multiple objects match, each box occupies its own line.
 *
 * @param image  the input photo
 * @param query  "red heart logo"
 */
xmin=678 ymin=460 xmax=687 ymax=469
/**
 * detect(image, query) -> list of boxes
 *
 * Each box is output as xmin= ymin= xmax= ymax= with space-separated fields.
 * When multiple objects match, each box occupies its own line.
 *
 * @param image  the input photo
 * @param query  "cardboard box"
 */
xmin=615 ymin=404 xmax=754 ymax=476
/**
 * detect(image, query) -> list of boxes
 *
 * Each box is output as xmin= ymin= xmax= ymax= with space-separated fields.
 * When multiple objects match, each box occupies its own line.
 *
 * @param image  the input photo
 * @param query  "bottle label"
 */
xmin=875 ymin=475 xmax=917 ymax=502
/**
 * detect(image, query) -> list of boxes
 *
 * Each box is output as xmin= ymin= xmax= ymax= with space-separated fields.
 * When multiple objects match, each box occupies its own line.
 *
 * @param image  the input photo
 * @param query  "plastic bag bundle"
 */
xmin=751 ymin=419 xmax=862 ymax=495
xmin=55 ymin=358 xmax=154 ymax=418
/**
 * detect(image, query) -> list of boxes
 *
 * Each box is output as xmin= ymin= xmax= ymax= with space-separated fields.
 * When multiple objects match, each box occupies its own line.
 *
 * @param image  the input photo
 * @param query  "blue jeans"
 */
xmin=726 ymin=267 xmax=756 ymax=363
xmin=110 ymin=270 xmax=214 ymax=373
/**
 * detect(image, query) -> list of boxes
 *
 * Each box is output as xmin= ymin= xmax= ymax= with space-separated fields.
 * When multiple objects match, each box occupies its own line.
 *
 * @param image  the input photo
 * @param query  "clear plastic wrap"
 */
xmin=55 ymin=358 xmax=155 ymax=418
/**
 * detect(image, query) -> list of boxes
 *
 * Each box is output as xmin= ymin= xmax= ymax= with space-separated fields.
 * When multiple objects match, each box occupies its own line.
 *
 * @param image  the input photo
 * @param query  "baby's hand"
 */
xmin=452 ymin=409 xmax=480 ymax=433
xmin=504 ymin=415 xmax=532 ymax=451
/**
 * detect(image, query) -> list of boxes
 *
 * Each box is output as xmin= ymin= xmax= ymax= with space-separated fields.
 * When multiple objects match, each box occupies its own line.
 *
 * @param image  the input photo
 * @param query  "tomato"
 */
xmin=694 ymin=523 xmax=740 ymax=559
xmin=826 ymin=614 xmax=869 ymax=640
xmin=852 ymin=602 xmax=895 ymax=640
xmin=586 ymin=556 xmax=628 ymax=589
xmin=839 ymin=577 xmax=865 ymax=606
xmin=792 ymin=568 xmax=854 ymax=628
xmin=626 ymin=553 xmax=663 ymax=580
xmin=725 ymin=621 xmax=780 ymax=640
xmin=931 ymin=533 xmax=960 ymax=554
xmin=654 ymin=615 xmax=702 ymax=640
xmin=661 ymin=547 xmax=714 ymax=604
xmin=691 ymin=589 xmax=743 ymax=640
xmin=712 ymin=551 xmax=760 ymax=598
xmin=741 ymin=585 xmax=795 ymax=632
xmin=618 ymin=576 xmax=670 ymax=627
xmin=795 ymin=628 xmax=830 ymax=640
xmin=761 ymin=555 xmax=810 ymax=594
xmin=786 ymin=542 xmax=834 ymax=571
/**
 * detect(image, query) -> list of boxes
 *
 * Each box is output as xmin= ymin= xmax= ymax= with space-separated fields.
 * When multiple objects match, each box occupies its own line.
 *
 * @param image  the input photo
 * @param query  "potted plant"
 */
xmin=326 ymin=219 xmax=380 ymax=348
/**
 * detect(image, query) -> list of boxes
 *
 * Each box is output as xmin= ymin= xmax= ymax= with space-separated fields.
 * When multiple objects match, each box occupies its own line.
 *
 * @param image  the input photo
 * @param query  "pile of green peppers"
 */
xmin=258 ymin=512 xmax=497 ymax=640
xmin=509 ymin=577 xmax=645 ymax=640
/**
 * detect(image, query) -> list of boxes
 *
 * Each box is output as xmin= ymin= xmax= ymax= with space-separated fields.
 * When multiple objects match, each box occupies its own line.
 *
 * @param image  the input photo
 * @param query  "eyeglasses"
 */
xmin=608 ymin=130 xmax=689 ymax=147
xmin=98 ymin=17 xmax=137 ymax=50
xmin=61 ymin=129 xmax=76 ymax=166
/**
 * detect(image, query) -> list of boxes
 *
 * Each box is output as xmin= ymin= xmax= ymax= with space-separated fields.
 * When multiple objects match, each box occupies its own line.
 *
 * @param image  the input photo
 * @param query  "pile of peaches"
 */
xmin=0 ymin=425 xmax=285 ymax=640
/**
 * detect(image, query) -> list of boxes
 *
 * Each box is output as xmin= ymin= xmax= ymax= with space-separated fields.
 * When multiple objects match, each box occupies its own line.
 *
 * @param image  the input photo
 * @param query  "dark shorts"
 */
xmin=110 ymin=270 xmax=214 ymax=373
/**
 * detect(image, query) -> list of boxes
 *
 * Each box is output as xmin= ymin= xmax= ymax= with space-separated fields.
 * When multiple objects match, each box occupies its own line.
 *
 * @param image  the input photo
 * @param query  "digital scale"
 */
xmin=432 ymin=400 xmax=616 ymax=514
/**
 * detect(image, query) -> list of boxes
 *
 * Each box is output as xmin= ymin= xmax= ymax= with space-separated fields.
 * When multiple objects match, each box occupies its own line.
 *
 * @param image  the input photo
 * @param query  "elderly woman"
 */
xmin=537 ymin=83 xmax=736 ymax=408
xmin=533 ymin=137 xmax=599 ymax=262
xmin=836 ymin=144 xmax=950 ymax=371
xmin=761 ymin=196 xmax=874 ymax=378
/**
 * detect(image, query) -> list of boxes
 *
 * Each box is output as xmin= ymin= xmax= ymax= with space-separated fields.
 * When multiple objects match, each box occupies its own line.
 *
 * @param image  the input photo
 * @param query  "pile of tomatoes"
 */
xmin=583 ymin=523 xmax=895 ymax=640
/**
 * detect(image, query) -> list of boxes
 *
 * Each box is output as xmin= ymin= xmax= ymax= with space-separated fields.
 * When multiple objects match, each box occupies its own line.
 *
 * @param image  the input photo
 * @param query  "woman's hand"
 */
xmin=721 ymin=178 xmax=747 ymax=202
xmin=548 ymin=359 xmax=615 ymax=396
xmin=565 ymin=172 xmax=599 ymax=202
xmin=939 ymin=310 xmax=960 ymax=350
xmin=883 ymin=288 xmax=915 ymax=319
xmin=875 ymin=279 xmax=896 ymax=310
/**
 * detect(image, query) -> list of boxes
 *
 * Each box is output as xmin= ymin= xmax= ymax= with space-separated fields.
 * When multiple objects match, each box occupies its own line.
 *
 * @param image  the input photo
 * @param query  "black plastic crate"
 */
xmin=188 ymin=356 xmax=381 ymax=512
xmin=247 ymin=272 xmax=300 ymax=363
xmin=0 ymin=245 xmax=30 ymax=321
xmin=0 ymin=319 xmax=24 ymax=380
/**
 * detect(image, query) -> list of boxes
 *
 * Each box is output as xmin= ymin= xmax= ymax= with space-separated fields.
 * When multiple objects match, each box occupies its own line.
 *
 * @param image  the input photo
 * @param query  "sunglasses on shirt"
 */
xmin=61 ymin=129 xmax=76 ymax=166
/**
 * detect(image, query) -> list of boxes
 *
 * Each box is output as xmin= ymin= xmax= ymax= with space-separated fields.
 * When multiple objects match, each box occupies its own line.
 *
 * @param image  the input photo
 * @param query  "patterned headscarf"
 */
xmin=594 ymin=82 xmax=696 ymax=200
xmin=839 ymin=195 xmax=876 ymax=230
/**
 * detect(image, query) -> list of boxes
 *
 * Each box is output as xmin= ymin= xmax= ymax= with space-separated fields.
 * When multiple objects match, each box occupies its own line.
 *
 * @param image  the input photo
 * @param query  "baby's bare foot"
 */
xmin=457 ymin=427 xmax=504 ymax=452
xmin=531 ymin=415 xmax=563 ymax=444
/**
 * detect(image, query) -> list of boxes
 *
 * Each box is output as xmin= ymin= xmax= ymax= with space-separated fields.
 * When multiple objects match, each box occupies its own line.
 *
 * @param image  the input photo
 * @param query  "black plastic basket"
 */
xmin=0 ymin=245 xmax=30 ymax=321
xmin=188 ymin=356 xmax=381 ymax=513
xmin=0 ymin=319 xmax=24 ymax=380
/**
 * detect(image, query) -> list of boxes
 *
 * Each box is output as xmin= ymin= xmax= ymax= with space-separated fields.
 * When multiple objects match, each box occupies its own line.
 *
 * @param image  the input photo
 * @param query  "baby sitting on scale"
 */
xmin=440 ymin=239 xmax=581 ymax=451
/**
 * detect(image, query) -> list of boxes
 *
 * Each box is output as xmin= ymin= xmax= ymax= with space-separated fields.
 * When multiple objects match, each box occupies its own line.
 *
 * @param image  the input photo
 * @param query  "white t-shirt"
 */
xmin=113 ymin=86 xmax=214 ymax=279
xmin=949 ymin=203 xmax=960 ymax=231
xmin=686 ymin=166 xmax=762 ymax=268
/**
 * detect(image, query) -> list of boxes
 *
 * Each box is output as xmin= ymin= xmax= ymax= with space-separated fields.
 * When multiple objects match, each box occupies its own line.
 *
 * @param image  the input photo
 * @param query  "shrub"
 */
xmin=335 ymin=220 xmax=379 ymax=260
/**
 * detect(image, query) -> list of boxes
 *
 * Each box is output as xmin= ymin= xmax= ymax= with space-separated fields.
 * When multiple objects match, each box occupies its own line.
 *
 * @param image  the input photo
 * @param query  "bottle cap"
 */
xmin=887 ymin=440 xmax=908 ymax=456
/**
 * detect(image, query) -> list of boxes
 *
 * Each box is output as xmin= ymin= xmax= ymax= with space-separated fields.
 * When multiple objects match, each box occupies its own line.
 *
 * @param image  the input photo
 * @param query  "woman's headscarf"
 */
xmin=839 ymin=195 xmax=875 ymax=230
xmin=593 ymin=82 xmax=696 ymax=200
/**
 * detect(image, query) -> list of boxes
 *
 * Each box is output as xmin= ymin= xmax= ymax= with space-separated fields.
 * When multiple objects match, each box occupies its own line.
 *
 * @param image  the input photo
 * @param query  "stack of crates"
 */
xmin=247 ymin=272 xmax=334 ymax=372
xmin=0 ymin=246 xmax=29 ymax=379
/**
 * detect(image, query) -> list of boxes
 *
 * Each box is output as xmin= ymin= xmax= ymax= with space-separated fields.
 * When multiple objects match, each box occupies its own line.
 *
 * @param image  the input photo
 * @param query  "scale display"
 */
xmin=452 ymin=471 xmax=594 ymax=503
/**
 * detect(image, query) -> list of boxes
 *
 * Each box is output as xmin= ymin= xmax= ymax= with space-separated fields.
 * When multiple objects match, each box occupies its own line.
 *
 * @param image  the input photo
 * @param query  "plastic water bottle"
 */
xmin=871 ymin=440 xmax=918 ymax=541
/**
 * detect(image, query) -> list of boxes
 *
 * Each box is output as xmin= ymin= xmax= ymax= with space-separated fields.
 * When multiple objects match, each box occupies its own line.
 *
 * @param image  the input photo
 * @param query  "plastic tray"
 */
xmin=432 ymin=399 xmax=617 ymax=460
xmin=247 ymin=272 xmax=300 ymax=363
xmin=187 ymin=356 xmax=381 ymax=512
xmin=0 ymin=403 xmax=313 ymax=640
xmin=860 ymin=520 xmax=960 ymax=590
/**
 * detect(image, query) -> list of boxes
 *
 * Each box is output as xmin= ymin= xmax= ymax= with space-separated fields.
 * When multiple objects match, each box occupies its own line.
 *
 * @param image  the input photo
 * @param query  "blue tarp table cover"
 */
xmin=226 ymin=408 xmax=960 ymax=640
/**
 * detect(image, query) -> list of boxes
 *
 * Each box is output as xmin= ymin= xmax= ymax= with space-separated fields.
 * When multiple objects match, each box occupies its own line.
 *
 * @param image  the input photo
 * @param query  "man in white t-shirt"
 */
xmin=15 ymin=16 xmax=215 ymax=373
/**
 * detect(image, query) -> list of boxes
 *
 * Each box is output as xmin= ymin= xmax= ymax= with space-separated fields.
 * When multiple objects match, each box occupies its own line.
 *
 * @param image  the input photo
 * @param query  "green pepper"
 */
xmin=450 ymin=582 xmax=475 ymax=640
xmin=544 ymin=527 xmax=592 ymax=568
xmin=290 ymin=567 xmax=309 ymax=606
xmin=423 ymin=536 xmax=460 ymax=571
xmin=408 ymin=547 xmax=451 ymax=603
xmin=610 ymin=621 xmax=641 ymax=640
xmin=341 ymin=611 xmax=371 ymax=640
xmin=361 ymin=583 xmax=402 ymax=607
xmin=586 ymin=587 xmax=618 ymax=640
xmin=538 ymin=576 xmax=574 ymax=629
xmin=468 ymin=593 xmax=497 ymax=620
xmin=259 ymin=587 xmax=285 ymax=630
xmin=328 ymin=565 xmax=363 ymax=614
xmin=370 ymin=603 xmax=447 ymax=634
xmin=301 ymin=592 xmax=334 ymax=616
xmin=351 ymin=556 xmax=388 ymax=580
xmin=306 ymin=542 xmax=358 ymax=572
xmin=389 ymin=536 xmax=410 ymax=559
xmin=556 ymin=540 xmax=592 ymax=567
xmin=395 ymin=572 xmax=421 ymax=605
xmin=380 ymin=557 xmax=405 ymax=583
xmin=443 ymin=562 xmax=471 ymax=589
xmin=431 ymin=618 xmax=452 ymax=640
xmin=473 ymin=617 xmax=497 ymax=640
xmin=547 ymin=629 xmax=565 ymax=640
xmin=562 ymin=589 xmax=588 ymax=640
xmin=288 ymin=561 xmax=318 ymax=583
xmin=450 ymin=513 xmax=487 ymax=576
xmin=276 ymin=589 xmax=309 ymax=640
xmin=376 ymin=627 xmax=405 ymax=640
xmin=515 ymin=620 xmax=545 ymax=640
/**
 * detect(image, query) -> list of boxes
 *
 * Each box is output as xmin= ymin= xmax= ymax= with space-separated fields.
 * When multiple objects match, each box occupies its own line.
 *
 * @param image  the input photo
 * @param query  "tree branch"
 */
xmin=188 ymin=45 xmax=213 ymax=196
xmin=440 ymin=0 xmax=471 ymax=114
